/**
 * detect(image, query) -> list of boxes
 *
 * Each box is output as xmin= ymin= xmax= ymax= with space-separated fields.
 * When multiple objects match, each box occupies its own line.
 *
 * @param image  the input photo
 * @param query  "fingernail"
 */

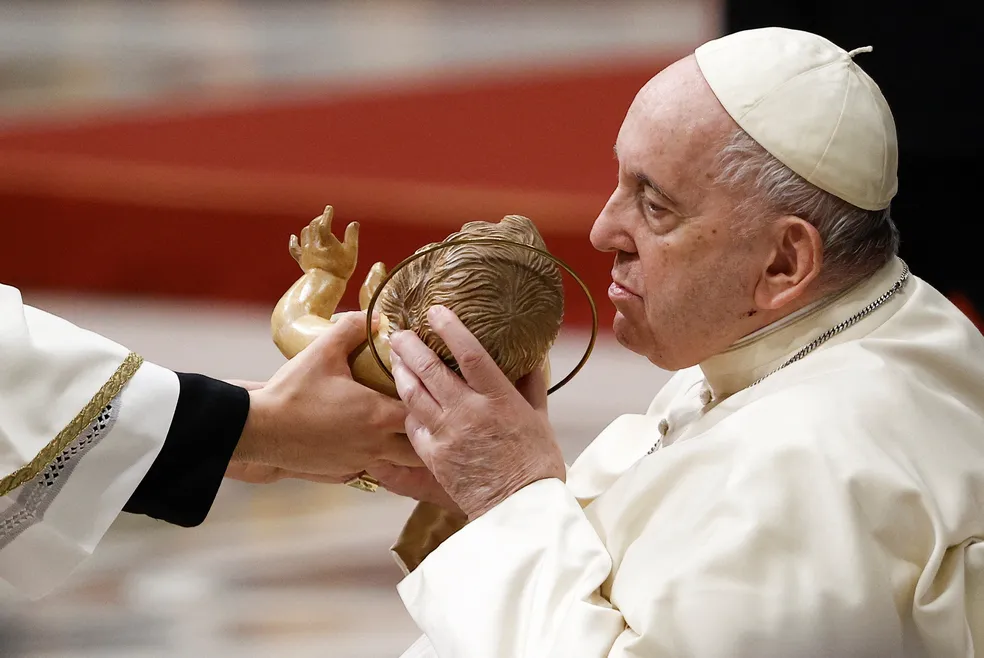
xmin=390 ymin=330 xmax=407 ymax=349
xmin=392 ymin=363 xmax=413 ymax=398
xmin=428 ymin=305 xmax=450 ymax=324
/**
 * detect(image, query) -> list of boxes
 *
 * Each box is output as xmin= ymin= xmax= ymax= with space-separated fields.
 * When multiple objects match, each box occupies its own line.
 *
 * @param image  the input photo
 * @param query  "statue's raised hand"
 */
xmin=289 ymin=205 xmax=359 ymax=278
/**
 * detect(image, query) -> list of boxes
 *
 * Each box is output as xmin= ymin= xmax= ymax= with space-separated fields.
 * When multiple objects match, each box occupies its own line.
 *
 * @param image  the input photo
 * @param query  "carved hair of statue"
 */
xmin=377 ymin=215 xmax=564 ymax=382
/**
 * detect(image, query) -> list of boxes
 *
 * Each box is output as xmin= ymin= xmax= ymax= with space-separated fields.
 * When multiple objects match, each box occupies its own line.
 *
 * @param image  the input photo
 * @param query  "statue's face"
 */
xmin=379 ymin=215 xmax=564 ymax=382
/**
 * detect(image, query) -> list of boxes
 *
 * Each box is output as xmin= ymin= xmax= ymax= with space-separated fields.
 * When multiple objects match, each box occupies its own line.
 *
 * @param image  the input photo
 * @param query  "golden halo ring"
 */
xmin=363 ymin=237 xmax=598 ymax=396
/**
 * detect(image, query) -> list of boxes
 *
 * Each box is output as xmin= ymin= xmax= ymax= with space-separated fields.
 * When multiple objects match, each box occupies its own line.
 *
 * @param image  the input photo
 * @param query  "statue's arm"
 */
xmin=271 ymin=206 xmax=359 ymax=359
xmin=272 ymin=273 xmax=347 ymax=359
xmin=270 ymin=208 xmax=397 ymax=396
xmin=272 ymin=260 xmax=388 ymax=359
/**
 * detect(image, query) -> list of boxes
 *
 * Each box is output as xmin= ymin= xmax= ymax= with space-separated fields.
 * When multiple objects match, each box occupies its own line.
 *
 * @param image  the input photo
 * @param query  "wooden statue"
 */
xmin=271 ymin=206 xmax=564 ymax=397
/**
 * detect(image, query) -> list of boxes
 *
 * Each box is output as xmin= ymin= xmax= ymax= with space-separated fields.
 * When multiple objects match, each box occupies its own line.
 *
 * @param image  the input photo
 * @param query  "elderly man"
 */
xmin=369 ymin=27 xmax=984 ymax=657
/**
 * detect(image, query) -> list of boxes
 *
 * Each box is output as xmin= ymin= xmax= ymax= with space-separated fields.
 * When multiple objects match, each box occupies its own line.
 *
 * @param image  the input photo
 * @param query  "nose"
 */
xmin=590 ymin=191 xmax=635 ymax=254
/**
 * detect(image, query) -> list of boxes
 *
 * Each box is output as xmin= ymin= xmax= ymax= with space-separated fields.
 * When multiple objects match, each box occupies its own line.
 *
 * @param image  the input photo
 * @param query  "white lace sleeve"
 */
xmin=0 ymin=398 xmax=120 ymax=550
xmin=1 ymin=286 xmax=179 ymax=599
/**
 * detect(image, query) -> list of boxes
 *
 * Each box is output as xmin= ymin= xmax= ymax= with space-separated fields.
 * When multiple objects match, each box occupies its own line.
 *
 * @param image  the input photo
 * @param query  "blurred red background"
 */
xmin=0 ymin=57 xmax=679 ymax=330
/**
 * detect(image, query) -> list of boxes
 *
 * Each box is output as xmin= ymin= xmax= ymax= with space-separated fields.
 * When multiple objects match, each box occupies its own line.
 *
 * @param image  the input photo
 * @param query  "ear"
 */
xmin=753 ymin=216 xmax=823 ymax=310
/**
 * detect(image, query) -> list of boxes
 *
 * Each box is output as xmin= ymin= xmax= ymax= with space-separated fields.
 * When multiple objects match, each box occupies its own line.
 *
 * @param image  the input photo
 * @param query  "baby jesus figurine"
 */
xmin=271 ymin=206 xmax=565 ymax=397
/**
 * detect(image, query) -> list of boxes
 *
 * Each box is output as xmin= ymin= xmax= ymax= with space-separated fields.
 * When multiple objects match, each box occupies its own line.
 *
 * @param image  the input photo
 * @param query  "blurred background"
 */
xmin=0 ymin=1 xmax=978 ymax=656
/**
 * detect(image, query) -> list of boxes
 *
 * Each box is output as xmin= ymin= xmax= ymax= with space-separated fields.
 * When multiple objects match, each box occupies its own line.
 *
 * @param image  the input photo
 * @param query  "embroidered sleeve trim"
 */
xmin=0 ymin=397 xmax=121 ymax=549
xmin=0 ymin=352 xmax=143 ymax=497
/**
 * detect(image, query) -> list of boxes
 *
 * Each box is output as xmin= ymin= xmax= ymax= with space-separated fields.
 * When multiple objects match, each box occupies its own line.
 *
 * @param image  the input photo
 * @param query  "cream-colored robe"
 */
xmin=0 ymin=284 xmax=178 ymax=599
xmin=392 ymin=258 xmax=984 ymax=657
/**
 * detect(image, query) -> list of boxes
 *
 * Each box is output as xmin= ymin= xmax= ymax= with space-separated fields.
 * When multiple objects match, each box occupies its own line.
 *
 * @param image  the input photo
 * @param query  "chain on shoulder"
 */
xmin=750 ymin=261 xmax=909 ymax=388
xmin=647 ymin=261 xmax=910 ymax=456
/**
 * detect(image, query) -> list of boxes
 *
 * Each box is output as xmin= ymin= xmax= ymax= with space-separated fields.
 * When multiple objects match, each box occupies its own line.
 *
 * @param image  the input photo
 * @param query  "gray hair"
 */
xmin=714 ymin=129 xmax=899 ymax=292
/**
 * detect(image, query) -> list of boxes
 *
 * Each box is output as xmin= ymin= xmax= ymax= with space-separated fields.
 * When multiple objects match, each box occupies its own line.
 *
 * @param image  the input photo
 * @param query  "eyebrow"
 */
xmin=634 ymin=172 xmax=678 ymax=206
xmin=613 ymin=145 xmax=680 ymax=209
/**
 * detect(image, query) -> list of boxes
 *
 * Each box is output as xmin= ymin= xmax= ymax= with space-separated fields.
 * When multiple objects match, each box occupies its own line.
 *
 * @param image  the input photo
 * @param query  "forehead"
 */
xmin=616 ymin=57 xmax=735 ymax=189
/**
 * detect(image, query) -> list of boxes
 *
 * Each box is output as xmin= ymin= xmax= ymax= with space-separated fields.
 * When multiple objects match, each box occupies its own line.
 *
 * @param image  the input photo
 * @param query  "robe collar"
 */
xmin=699 ymin=257 xmax=905 ymax=400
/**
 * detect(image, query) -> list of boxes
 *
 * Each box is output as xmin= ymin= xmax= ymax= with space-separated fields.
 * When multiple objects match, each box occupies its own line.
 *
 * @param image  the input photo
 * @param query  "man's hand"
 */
xmin=233 ymin=311 xmax=420 ymax=483
xmin=388 ymin=305 xmax=565 ymax=520
xmin=366 ymin=463 xmax=463 ymax=515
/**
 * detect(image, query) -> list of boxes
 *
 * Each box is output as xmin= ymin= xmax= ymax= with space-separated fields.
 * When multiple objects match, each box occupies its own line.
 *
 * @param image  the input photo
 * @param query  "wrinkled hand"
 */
xmin=289 ymin=205 xmax=359 ymax=278
xmin=232 ymin=311 xmax=420 ymax=483
xmin=389 ymin=305 xmax=565 ymax=520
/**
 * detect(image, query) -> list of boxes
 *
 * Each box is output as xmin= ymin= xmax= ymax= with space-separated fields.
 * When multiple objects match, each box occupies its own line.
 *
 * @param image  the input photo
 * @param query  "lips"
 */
xmin=610 ymin=273 xmax=639 ymax=297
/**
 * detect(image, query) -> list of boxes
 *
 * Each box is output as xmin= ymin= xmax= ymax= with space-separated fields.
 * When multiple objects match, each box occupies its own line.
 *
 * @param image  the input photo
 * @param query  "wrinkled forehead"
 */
xmin=616 ymin=57 xmax=736 ymax=186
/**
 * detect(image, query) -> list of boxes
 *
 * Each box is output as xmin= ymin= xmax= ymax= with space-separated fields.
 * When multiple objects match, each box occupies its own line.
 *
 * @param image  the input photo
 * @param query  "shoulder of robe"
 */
xmin=696 ymin=348 xmax=984 ymax=532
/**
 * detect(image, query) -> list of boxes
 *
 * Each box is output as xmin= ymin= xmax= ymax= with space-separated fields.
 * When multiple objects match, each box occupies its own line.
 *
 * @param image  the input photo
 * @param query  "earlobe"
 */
xmin=753 ymin=217 xmax=823 ymax=311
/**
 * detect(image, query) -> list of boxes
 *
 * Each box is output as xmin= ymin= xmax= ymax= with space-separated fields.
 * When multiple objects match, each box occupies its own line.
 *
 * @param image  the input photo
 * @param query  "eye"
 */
xmin=641 ymin=192 xmax=667 ymax=217
xmin=645 ymin=199 xmax=665 ymax=214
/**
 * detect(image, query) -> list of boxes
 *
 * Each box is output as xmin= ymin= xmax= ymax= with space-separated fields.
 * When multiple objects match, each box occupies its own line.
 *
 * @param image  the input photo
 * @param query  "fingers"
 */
xmin=426 ymin=305 xmax=511 ymax=396
xmin=289 ymin=234 xmax=302 ymax=264
xmin=390 ymin=329 xmax=466 ymax=411
xmin=367 ymin=463 xmax=439 ymax=502
xmin=366 ymin=463 xmax=414 ymax=495
xmin=359 ymin=262 xmax=387 ymax=311
xmin=317 ymin=205 xmax=334 ymax=242
xmin=373 ymin=392 xmax=411 ymax=433
xmin=404 ymin=413 xmax=429 ymax=445
xmin=295 ymin=472 xmax=354 ymax=484
xmin=313 ymin=310 xmax=374 ymax=359
xmin=343 ymin=221 xmax=359 ymax=248
xmin=403 ymin=415 xmax=439 ymax=465
xmin=391 ymin=352 xmax=444 ymax=426
xmin=515 ymin=365 xmax=548 ymax=412
xmin=376 ymin=432 xmax=425 ymax=468
xmin=226 ymin=379 xmax=265 ymax=391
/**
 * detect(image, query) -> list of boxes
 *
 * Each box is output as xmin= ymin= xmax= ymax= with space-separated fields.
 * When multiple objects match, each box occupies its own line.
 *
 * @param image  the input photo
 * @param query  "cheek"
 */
xmin=635 ymin=230 xmax=733 ymax=313
xmin=633 ymin=233 xmax=687 ymax=292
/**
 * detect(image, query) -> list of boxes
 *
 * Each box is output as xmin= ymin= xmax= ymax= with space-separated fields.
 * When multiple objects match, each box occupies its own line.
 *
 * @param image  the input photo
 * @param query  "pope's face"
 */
xmin=589 ymin=56 xmax=768 ymax=370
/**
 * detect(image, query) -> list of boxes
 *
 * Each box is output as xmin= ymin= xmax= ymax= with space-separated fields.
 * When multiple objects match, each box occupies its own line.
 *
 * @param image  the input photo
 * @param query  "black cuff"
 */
xmin=124 ymin=373 xmax=249 ymax=527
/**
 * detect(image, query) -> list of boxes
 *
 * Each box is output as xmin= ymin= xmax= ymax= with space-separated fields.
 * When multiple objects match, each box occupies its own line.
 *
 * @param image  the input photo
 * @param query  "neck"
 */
xmin=698 ymin=258 xmax=906 ymax=400
xmin=732 ymin=293 xmax=831 ymax=350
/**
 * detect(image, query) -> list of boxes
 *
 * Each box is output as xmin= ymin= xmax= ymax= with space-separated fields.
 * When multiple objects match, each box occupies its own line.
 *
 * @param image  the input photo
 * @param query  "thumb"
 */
xmin=515 ymin=364 xmax=548 ymax=412
xmin=311 ymin=311 xmax=378 ymax=359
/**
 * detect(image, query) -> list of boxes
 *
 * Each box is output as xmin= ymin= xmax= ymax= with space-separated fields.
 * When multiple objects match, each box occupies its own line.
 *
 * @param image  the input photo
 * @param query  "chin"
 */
xmin=612 ymin=312 xmax=651 ymax=357
xmin=612 ymin=312 xmax=686 ymax=371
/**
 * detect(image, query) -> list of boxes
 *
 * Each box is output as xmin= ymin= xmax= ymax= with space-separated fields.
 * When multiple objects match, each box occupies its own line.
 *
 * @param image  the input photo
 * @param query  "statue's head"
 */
xmin=378 ymin=215 xmax=564 ymax=382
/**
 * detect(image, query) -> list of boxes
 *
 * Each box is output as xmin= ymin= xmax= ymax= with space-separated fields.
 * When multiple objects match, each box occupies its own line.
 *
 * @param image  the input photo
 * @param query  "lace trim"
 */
xmin=0 ymin=398 xmax=121 ymax=550
xmin=0 ymin=352 xmax=142 ymax=496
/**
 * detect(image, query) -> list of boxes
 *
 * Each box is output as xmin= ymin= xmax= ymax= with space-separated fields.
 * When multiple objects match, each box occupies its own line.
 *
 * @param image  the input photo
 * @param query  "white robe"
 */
xmin=0 ymin=284 xmax=178 ymax=599
xmin=391 ymin=258 xmax=984 ymax=657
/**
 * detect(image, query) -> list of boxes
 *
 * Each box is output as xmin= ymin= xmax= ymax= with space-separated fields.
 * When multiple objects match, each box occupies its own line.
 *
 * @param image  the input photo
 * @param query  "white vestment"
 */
xmin=0 ymin=284 xmax=178 ymax=599
xmin=392 ymin=258 xmax=984 ymax=657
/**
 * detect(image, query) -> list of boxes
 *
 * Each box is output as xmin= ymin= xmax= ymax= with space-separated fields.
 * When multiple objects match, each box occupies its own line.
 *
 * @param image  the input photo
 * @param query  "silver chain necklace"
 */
xmin=648 ymin=261 xmax=910 ymax=455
